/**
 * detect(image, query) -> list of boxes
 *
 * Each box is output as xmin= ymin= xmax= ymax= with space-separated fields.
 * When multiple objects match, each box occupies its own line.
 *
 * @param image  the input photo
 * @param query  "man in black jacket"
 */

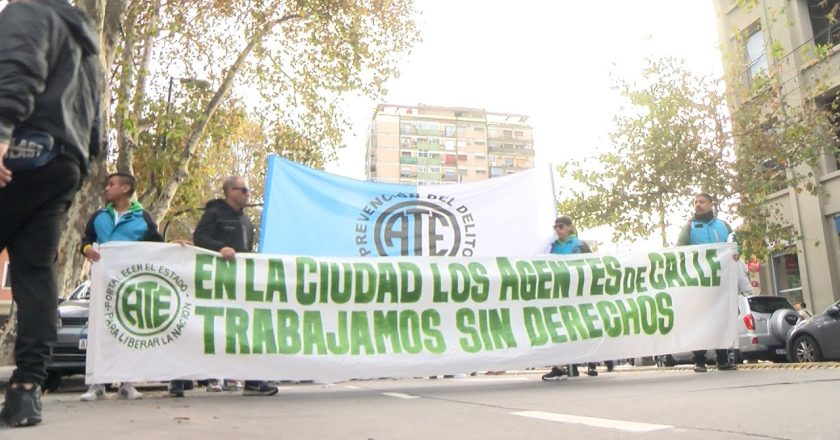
xmin=0 ymin=0 xmax=102 ymax=427
xmin=172 ymin=175 xmax=278 ymax=397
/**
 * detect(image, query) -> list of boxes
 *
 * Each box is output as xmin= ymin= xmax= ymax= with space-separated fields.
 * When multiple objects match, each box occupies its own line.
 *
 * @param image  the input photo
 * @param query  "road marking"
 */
xmin=344 ymin=385 xmax=361 ymax=390
xmin=511 ymin=411 xmax=673 ymax=433
xmin=382 ymin=392 xmax=420 ymax=399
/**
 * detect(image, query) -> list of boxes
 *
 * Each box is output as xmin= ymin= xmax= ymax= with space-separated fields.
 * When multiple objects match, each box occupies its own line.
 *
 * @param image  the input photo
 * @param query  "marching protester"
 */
xmin=541 ymin=216 xmax=602 ymax=381
xmin=676 ymin=192 xmax=736 ymax=373
xmin=0 ymin=0 xmax=102 ymax=427
xmin=79 ymin=173 xmax=164 ymax=401
xmin=169 ymin=175 xmax=279 ymax=397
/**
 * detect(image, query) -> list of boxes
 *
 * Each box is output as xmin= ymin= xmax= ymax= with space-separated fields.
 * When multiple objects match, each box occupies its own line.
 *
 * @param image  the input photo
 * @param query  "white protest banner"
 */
xmin=87 ymin=242 xmax=738 ymax=383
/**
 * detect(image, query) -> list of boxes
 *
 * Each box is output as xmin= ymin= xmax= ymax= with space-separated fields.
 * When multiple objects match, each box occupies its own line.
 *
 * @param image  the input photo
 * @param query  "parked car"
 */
xmin=45 ymin=281 xmax=90 ymax=391
xmin=736 ymin=295 xmax=800 ymax=363
xmin=657 ymin=295 xmax=800 ymax=367
xmin=787 ymin=300 xmax=840 ymax=362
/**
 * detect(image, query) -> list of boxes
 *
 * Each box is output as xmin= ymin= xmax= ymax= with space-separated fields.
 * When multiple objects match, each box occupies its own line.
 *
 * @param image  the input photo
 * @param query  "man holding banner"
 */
xmin=79 ymin=172 xmax=163 ymax=401
xmin=186 ymin=175 xmax=279 ymax=396
xmin=677 ymin=192 xmax=736 ymax=373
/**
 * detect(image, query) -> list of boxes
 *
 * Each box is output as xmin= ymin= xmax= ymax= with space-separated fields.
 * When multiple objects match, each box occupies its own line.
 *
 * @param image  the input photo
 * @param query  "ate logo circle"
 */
xmin=374 ymin=200 xmax=462 ymax=256
xmin=114 ymin=273 xmax=182 ymax=337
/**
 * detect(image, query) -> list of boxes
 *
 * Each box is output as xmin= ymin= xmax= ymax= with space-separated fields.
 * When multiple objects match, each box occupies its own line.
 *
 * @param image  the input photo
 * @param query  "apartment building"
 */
xmin=714 ymin=0 xmax=840 ymax=311
xmin=365 ymin=104 xmax=534 ymax=185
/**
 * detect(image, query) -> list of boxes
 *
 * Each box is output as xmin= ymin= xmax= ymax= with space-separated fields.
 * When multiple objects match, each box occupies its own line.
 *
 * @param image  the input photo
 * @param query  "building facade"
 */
xmin=365 ymin=104 xmax=535 ymax=185
xmin=714 ymin=0 xmax=840 ymax=311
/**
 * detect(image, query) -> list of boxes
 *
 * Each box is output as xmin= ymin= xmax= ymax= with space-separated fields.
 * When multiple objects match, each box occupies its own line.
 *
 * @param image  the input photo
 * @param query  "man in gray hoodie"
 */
xmin=0 ymin=0 xmax=102 ymax=427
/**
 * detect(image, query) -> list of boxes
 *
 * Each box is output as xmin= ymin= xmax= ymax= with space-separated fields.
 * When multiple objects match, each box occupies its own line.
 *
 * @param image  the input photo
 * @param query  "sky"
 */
xmin=326 ymin=0 xmax=726 ymax=251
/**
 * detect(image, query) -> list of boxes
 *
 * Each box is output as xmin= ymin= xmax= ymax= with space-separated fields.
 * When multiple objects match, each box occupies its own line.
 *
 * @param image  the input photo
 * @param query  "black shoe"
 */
xmin=1 ymin=384 xmax=42 ymax=427
xmin=169 ymin=380 xmax=185 ymax=398
xmin=541 ymin=367 xmax=569 ymax=382
xmin=717 ymin=363 xmax=736 ymax=371
xmin=243 ymin=381 xmax=278 ymax=396
xmin=694 ymin=364 xmax=707 ymax=373
xmin=586 ymin=369 xmax=598 ymax=376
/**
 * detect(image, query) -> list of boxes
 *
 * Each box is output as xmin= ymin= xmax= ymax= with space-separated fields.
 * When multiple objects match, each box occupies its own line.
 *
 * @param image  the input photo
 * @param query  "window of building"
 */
xmin=475 ymin=140 xmax=485 ymax=145
xmin=400 ymin=137 xmax=412 ymax=148
xmin=457 ymin=140 xmax=467 ymax=148
xmin=474 ymin=126 xmax=485 ymax=132
xmin=476 ymin=169 xmax=487 ymax=174
xmin=808 ymin=0 xmax=840 ymax=47
xmin=771 ymin=251 xmax=803 ymax=304
xmin=444 ymin=125 xmax=456 ymax=137
xmin=514 ymin=130 xmax=524 ymax=138
xmin=401 ymin=151 xmax=413 ymax=157
xmin=429 ymin=166 xmax=440 ymax=173
xmin=475 ymin=154 xmax=486 ymax=160
xmin=457 ymin=154 xmax=467 ymax=161
xmin=400 ymin=122 xmax=416 ymax=134
xmin=418 ymin=151 xmax=429 ymax=157
xmin=400 ymin=167 xmax=413 ymax=178
xmin=444 ymin=140 xmax=456 ymax=151
xmin=745 ymin=27 xmax=768 ymax=83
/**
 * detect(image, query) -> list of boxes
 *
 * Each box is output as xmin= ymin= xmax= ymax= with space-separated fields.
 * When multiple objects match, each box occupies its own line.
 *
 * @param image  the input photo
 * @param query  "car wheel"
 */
xmin=44 ymin=370 xmax=62 ymax=392
xmin=792 ymin=335 xmax=823 ymax=362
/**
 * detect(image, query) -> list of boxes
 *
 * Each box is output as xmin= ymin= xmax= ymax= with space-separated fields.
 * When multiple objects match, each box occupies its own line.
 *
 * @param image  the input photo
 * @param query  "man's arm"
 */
xmin=193 ymin=209 xmax=226 ymax=251
xmin=0 ymin=2 xmax=52 ymax=144
xmin=676 ymin=222 xmax=691 ymax=246
xmin=142 ymin=211 xmax=164 ymax=243
xmin=81 ymin=212 xmax=101 ymax=262
xmin=0 ymin=3 xmax=53 ymax=187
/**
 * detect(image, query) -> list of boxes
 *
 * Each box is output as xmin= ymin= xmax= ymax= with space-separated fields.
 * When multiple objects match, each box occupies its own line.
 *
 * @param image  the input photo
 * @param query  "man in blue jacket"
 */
xmin=0 ymin=0 xmax=102 ymax=427
xmin=79 ymin=172 xmax=163 ymax=400
xmin=676 ymin=192 xmax=736 ymax=373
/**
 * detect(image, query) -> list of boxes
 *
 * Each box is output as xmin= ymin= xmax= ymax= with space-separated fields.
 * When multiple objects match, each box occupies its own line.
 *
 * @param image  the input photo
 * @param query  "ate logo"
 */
xmin=115 ymin=274 xmax=181 ymax=337
xmin=356 ymin=193 xmax=477 ymax=257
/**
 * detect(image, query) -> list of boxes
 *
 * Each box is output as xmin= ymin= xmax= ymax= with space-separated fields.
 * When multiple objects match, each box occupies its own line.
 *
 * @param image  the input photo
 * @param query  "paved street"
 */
xmin=1 ymin=364 xmax=838 ymax=439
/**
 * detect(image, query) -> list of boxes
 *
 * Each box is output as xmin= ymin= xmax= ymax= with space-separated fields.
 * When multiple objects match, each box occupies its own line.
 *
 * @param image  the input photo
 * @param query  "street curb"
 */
xmin=499 ymin=362 xmax=840 ymax=376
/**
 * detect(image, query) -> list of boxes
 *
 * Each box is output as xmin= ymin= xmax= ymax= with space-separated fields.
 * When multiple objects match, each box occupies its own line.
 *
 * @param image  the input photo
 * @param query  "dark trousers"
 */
xmin=0 ymin=155 xmax=81 ymax=385
xmin=693 ymin=349 xmax=729 ymax=366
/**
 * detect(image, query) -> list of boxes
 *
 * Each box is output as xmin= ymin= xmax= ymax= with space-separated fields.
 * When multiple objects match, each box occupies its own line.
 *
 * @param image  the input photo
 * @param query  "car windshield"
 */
xmin=68 ymin=283 xmax=90 ymax=301
xmin=747 ymin=296 xmax=793 ymax=314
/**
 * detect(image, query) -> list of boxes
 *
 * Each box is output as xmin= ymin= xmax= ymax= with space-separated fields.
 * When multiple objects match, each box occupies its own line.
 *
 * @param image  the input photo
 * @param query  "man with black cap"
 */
xmin=0 ymin=0 xmax=102 ymax=427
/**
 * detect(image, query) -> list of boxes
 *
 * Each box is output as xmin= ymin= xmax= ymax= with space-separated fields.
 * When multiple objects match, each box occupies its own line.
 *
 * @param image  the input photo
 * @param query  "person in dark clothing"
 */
xmin=677 ymin=192 xmax=736 ymax=373
xmin=0 ymin=0 xmax=102 ymax=427
xmin=169 ymin=175 xmax=279 ymax=397
xmin=79 ymin=173 xmax=163 ymax=401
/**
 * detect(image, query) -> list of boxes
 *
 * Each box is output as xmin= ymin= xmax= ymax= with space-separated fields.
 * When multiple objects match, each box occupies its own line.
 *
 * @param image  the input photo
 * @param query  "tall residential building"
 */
xmin=365 ymin=104 xmax=534 ymax=185
xmin=714 ymin=0 xmax=840 ymax=310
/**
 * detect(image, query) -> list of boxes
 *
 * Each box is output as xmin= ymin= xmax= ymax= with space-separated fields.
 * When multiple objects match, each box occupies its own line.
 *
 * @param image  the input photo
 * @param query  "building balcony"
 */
xmin=418 ymin=172 xmax=441 ymax=181
xmin=488 ymin=146 xmax=535 ymax=156
xmin=400 ymin=156 xmax=418 ymax=164
xmin=416 ymin=141 xmax=444 ymax=151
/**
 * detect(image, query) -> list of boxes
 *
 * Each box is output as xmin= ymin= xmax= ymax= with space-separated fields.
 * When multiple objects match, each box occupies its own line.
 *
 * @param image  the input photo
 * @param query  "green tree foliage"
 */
xmin=557 ymin=58 xmax=732 ymax=247
xmin=557 ymin=53 xmax=838 ymax=260
xmin=52 ymin=0 xmax=419 ymax=292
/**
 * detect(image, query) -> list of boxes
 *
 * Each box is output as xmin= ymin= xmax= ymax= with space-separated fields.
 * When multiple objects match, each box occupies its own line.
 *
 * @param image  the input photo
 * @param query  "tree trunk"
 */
xmin=148 ymin=9 xmax=298 ymax=222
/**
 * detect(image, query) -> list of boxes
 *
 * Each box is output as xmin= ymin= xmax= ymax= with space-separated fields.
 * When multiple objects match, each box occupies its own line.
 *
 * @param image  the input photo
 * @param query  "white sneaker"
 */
xmin=80 ymin=384 xmax=106 ymax=401
xmin=206 ymin=380 xmax=223 ymax=392
xmin=118 ymin=383 xmax=143 ymax=400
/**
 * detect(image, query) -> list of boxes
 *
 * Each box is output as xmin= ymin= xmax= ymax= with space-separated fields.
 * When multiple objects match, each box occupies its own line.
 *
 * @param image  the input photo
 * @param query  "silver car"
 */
xmin=46 ymin=281 xmax=90 ymax=390
xmin=787 ymin=300 xmax=840 ymax=362
xmin=658 ymin=295 xmax=799 ymax=367
xmin=735 ymin=295 xmax=800 ymax=363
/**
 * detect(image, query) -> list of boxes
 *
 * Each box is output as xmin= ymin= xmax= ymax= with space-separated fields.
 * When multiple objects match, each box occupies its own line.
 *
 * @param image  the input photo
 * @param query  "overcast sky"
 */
xmin=325 ymin=0 xmax=725 ymax=250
